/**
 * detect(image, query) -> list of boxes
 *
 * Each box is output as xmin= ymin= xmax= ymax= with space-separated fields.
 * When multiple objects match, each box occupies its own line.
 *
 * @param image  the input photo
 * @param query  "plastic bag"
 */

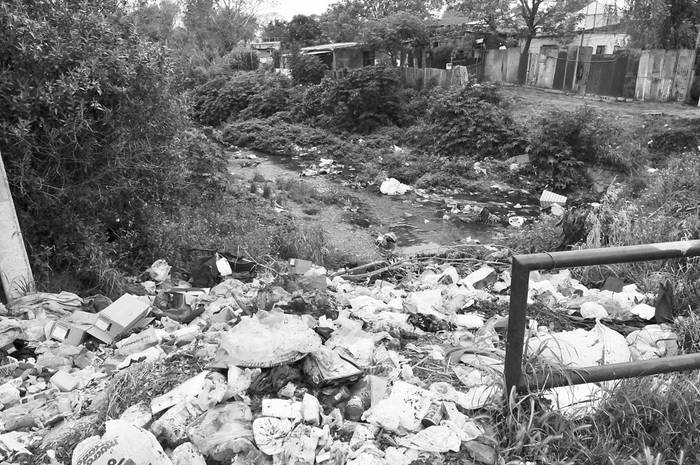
xmin=72 ymin=420 xmax=172 ymax=465
xmin=363 ymin=381 xmax=435 ymax=434
xmin=147 ymin=259 xmax=171 ymax=282
xmin=397 ymin=425 xmax=461 ymax=453
xmin=252 ymin=417 xmax=292 ymax=455
xmin=186 ymin=402 xmax=254 ymax=462
xmin=215 ymin=310 xmax=322 ymax=368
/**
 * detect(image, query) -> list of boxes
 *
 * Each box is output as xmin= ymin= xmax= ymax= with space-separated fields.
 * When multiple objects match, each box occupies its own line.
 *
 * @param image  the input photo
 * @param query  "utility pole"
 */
xmin=0 ymin=152 xmax=34 ymax=302
xmin=572 ymin=2 xmax=595 ymax=92
xmin=696 ymin=27 xmax=700 ymax=106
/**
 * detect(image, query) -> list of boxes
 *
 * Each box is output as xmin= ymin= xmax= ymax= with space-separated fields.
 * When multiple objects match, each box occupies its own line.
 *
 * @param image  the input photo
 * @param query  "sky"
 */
xmin=259 ymin=0 xmax=333 ymax=20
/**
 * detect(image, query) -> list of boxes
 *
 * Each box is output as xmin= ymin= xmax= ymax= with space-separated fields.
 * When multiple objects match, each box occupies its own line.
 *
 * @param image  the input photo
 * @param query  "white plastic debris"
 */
xmin=253 ymin=417 xmax=293 ymax=455
xmin=508 ymin=216 xmax=526 ymax=228
xmin=72 ymin=420 xmax=173 ymax=465
xmin=630 ymin=303 xmax=655 ymax=320
xmin=363 ymin=381 xmax=435 ymax=434
xmin=527 ymin=321 xmax=631 ymax=368
xmin=459 ymin=266 xmax=496 ymax=289
xmin=146 ymin=259 xmax=171 ymax=283
xmin=540 ymin=190 xmax=567 ymax=208
xmin=626 ymin=325 xmax=678 ymax=360
xmin=397 ymin=425 xmax=461 ymax=452
xmin=380 ymin=178 xmax=411 ymax=196
xmin=215 ymin=310 xmax=322 ymax=368
xmin=172 ymin=442 xmax=207 ymax=465
xmin=580 ymin=302 xmax=609 ymax=319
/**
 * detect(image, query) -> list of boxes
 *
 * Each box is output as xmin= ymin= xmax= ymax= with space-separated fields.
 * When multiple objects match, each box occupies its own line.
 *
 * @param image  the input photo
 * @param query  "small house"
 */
xmin=297 ymin=42 xmax=375 ymax=70
xmin=251 ymin=41 xmax=281 ymax=65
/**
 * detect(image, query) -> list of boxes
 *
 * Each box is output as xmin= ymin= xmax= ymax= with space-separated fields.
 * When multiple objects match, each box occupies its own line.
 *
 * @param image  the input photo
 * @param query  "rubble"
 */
xmin=0 ymin=252 xmax=683 ymax=464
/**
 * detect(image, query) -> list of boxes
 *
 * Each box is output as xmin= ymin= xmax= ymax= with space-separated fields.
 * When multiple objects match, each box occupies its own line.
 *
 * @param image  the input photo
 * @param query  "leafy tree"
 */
xmin=449 ymin=0 xmax=583 ymax=82
xmin=288 ymin=15 xmax=324 ymax=45
xmin=319 ymin=2 xmax=366 ymax=42
xmin=0 ymin=0 xmax=185 ymax=278
xmin=362 ymin=12 xmax=430 ymax=65
xmin=289 ymin=53 xmax=329 ymax=85
xmin=183 ymin=0 xmax=259 ymax=55
xmin=130 ymin=0 xmax=180 ymax=42
xmin=348 ymin=0 xmax=444 ymax=19
xmin=625 ymin=0 xmax=700 ymax=49
xmin=262 ymin=19 xmax=289 ymax=42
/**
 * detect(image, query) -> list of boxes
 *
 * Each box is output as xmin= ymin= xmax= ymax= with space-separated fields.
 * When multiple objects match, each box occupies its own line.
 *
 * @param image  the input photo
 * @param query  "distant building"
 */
xmin=288 ymin=42 xmax=375 ymax=70
xmin=250 ymin=41 xmax=281 ymax=65
xmin=522 ymin=0 xmax=630 ymax=55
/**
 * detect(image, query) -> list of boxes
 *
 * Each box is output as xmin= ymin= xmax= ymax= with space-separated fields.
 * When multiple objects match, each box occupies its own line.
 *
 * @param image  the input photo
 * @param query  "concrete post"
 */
xmin=0 ymin=152 xmax=34 ymax=301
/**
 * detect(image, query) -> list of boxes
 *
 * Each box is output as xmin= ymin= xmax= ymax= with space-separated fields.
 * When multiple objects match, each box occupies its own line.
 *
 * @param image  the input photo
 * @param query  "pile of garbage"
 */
xmin=0 ymin=249 xmax=680 ymax=464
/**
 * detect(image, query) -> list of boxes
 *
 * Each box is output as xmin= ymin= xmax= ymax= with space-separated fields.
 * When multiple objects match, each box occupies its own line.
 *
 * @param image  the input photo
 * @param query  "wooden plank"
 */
xmin=0 ymin=152 xmax=34 ymax=301
xmin=671 ymin=49 xmax=694 ymax=101
xmin=635 ymin=50 xmax=650 ymax=100
xmin=541 ymin=54 xmax=557 ymax=88
xmin=506 ymin=49 xmax=520 ymax=83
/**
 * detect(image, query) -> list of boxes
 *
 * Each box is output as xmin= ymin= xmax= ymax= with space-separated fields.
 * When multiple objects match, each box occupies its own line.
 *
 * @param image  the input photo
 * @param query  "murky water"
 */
xmin=232 ymin=150 xmax=540 ymax=254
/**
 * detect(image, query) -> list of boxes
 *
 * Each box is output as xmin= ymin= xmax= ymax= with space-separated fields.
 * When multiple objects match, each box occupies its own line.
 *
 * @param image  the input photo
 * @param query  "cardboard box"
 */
xmin=289 ymin=258 xmax=313 ymax=275
xmin=87 ymin=294 xmax=150 ymax=343
xmin=50 ymin=311 xmax=97 ymax=346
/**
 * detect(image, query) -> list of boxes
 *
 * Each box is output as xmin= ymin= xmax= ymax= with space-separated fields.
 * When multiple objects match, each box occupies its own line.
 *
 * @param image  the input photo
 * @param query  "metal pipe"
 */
xmin=515 ymin=240 xmax=700 ymax=271
xmin=504 ymin=239 xmax=700 ymax=399
xmin=504 ymin=260 xmax=531 ymax=396
xmin=520 ymin=352 xmax=700 ymax=391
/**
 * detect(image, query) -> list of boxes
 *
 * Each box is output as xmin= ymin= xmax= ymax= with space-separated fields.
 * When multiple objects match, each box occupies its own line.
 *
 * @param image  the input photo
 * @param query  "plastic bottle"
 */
xmin=344 ymin=378 xmax=371 ymax=421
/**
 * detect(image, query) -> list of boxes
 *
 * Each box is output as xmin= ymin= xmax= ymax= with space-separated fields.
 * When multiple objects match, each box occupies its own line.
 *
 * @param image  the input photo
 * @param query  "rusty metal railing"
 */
xmin=505 ymin=240 xmax=700 ymax=396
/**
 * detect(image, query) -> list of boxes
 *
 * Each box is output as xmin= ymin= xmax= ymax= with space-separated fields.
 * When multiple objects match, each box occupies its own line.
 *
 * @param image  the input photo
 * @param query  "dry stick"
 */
xmin=330 ymin=260 xmax=389 ymax=278
xmin=339 ymin=256 xmax=507 ymax=281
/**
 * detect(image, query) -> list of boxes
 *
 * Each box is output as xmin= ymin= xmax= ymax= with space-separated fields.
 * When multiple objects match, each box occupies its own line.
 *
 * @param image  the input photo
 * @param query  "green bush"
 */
xmin=289 ymin=53 xmax=328 ymax=85
xmin=528 ymin=107 xmax=622 ymax=191
xmin=222 ymin=118 xmax=343 ymax=156
xmin=421 ymin=84 xmax=526 ymax=160
xmin=219 ymin=48 xmax=260 ymax=71
xmin=0 ymin=0 xmax=187 ymax=288
xmin=190 ymin=71 xmax=292 ymax=126
xmin=323 ymin=65 xmax=403 ymax=132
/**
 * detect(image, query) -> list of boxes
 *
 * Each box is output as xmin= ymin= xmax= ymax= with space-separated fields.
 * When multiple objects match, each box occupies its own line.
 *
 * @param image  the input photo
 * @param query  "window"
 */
xmin=595 ymin=45 xmax=606 ymax=55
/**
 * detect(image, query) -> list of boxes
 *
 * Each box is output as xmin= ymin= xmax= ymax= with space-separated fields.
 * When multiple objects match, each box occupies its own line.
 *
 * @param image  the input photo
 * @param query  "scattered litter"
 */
xmin=380 ymin=178 xmax=411 ymax=195
xmin=539 ymin=190 xmax=567 ymax=208
xmin=0 ymin=250 xmax=678 ymax=464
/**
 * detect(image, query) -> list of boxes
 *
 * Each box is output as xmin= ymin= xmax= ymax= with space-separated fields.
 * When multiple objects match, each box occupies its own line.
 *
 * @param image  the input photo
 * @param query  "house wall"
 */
xmin=333 ymin=49 xmax=364 ymax=69
xmin=523 ymin=32 xmax=630 ymax=56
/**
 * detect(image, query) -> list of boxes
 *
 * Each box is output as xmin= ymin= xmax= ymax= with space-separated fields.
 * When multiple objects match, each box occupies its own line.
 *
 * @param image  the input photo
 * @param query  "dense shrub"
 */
xmin=289 ymin=53 xmax=328 ymax=85
xmin=190 ymin=71 xmax=292 ymax=125
xmin=222 ymin=118 xmax=343 ymax=155
xmin=0 ymin=0 xmax=186 ymax=286
xmin=528 ymin=107 xmax=621 ymax=191
xmin=219 ymin=48 xmax=260 ymax=71
xmin=323 ymin=65 xmax=403 ymax=132
xmin=420 ymin=84 xmax=526 ymax=160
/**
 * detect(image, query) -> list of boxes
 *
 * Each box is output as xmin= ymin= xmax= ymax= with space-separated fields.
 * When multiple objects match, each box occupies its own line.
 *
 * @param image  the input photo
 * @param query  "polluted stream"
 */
xmin=230 ymin=149 xmax=540 ymax=257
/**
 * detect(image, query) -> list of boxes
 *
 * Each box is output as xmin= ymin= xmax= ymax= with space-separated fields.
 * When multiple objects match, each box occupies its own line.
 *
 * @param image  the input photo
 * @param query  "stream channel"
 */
xmin=231 ymin=150 xmax=541 ymax=259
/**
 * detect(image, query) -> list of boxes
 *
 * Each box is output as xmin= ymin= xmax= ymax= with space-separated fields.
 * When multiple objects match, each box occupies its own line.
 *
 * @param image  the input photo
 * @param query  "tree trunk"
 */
xmin=518 ymin=34 xmax=533 ymax=84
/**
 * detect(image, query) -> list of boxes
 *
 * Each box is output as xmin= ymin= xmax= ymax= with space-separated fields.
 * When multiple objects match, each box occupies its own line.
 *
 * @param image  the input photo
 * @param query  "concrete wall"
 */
xmin=524 ymin=32 xmax=630 ymax=56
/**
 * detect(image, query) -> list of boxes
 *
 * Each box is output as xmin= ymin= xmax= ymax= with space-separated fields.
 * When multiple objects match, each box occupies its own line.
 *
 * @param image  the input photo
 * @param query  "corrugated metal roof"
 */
xmin=300 ymin=42 xmax=361 ymax=52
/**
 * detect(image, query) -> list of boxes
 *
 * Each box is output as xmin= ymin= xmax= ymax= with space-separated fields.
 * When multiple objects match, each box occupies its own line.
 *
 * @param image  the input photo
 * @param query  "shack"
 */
xmin=297 ymin=42 xmax=375 ymax=70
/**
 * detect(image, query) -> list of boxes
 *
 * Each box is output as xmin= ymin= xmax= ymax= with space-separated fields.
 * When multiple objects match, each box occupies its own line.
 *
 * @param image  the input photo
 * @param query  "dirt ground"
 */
xmin=499 ymin=85 xmax=700 ymax=129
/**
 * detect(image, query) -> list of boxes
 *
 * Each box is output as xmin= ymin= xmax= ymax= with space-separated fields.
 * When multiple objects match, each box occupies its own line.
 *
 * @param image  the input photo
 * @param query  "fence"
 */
xmin=485 ymin=47 xmax=698 ymax=103
xmin=395 ymin=65 xmax=478 ymax=89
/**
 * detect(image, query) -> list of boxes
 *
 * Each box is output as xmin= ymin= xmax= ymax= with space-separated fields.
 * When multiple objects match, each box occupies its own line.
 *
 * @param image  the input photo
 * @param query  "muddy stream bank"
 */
xmin=229 ymin=149 xmax=540 ymax=263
